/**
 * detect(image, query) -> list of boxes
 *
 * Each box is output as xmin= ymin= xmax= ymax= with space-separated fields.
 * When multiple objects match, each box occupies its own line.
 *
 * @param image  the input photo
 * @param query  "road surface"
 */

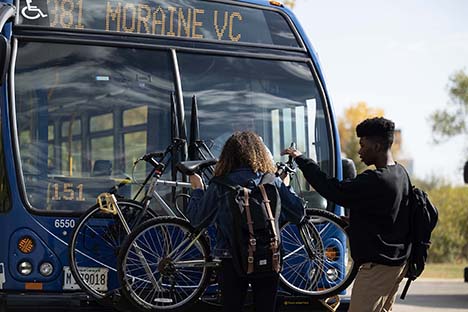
xmin=392 ymin=278 xmax=468 ymax=312
xmin=4 ymin=278 xmax=468 ymax=311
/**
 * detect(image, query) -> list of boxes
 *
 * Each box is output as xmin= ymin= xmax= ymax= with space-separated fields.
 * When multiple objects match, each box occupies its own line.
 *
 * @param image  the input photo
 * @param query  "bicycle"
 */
xmin=117 ymin=160 xmax=218 ymax=311
xmin=116 ymin=154 xmax=357 ymax=311
xmin=68 ymin=138 xmax=216 ymax=301
xmin=279 ymin=210 xmax=356 ymax=298
xmin=276 ymin=149 xmax=358 ymax=299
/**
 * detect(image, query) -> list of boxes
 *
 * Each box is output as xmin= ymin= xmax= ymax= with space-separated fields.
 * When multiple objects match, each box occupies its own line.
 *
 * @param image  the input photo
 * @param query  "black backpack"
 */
xmin=212 ymin=173 xmax=281 ymax=276
xmin=401 ymin=171 xmax=439 ymax=299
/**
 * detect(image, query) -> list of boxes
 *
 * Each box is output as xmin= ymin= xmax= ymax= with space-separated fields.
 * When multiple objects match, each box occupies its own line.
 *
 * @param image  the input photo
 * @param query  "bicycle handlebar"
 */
xmin=140 ymin=151 xmax=165 ymax=162
xmin=276 ymin=142 xmax=297 ymax=177
xmin=135 ymin=139 xmax=186 ymax=165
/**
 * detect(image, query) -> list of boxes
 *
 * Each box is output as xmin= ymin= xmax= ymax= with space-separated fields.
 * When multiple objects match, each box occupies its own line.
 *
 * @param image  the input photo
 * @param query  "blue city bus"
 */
xmin=0 ymin=0 xmax=346 ymax=309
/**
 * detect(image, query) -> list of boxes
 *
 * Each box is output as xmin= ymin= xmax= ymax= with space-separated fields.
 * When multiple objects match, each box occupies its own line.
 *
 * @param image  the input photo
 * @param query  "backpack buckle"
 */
xmin=248 ymin=256 xmax=254 ymax=263
xmin=249 ymin=238 xmax=257 ymax=246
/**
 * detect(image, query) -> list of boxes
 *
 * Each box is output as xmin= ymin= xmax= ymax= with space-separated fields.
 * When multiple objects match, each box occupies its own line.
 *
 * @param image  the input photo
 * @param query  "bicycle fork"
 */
xmin=97 ymin=193 xmax=162 ymax=291
xmin=167 ymin=231 xmax=219 ymax=269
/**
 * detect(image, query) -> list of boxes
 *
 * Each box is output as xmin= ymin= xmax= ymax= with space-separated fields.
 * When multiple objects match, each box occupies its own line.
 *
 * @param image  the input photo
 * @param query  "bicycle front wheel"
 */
xmin=118 ymin=216 xmax=211 ymax=312
xmin=69 ymin=199 xmax=156 ymax=299
xmin=280 ymin=209 xmax=357 ymax=299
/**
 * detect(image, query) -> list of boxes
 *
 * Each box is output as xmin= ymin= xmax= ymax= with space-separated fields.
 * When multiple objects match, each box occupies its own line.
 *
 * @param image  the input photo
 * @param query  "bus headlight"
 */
xmin=18 ymin=261 xmax=33 ymax=275
xmin=39 ymin=262 xmax=54 ymax=277
xmin=326 ymin=268 xmax=339 ymax=281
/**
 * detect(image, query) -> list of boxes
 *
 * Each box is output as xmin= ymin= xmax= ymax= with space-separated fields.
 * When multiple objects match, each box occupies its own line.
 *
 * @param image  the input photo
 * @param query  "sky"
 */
xmin=291 ymin=0 xmax=468 ymax=184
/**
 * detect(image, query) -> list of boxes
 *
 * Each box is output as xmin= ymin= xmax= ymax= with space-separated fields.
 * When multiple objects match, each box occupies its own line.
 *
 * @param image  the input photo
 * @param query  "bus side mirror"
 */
xmin=0 ymin=34 xmax=10 ymax=85
xmin=464 ymin=160 xmax=468 ymax=184
xmin=342 ymin=158 xmax=357 ymax=180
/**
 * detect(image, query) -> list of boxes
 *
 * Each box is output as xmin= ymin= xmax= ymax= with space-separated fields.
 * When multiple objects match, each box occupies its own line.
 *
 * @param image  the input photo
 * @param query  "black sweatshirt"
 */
xmin=295 ymin=155 xmax=411 ymax=266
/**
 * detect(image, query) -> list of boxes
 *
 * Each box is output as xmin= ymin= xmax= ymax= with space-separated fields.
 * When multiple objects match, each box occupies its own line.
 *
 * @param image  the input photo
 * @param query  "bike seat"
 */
xmin=176 ymin=159 xmax=217 ymax=175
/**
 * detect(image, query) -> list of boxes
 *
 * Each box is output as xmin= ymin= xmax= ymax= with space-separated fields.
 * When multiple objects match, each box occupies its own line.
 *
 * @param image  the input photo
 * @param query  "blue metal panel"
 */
xmin=0 ymin=0 xmax=346 ymax=302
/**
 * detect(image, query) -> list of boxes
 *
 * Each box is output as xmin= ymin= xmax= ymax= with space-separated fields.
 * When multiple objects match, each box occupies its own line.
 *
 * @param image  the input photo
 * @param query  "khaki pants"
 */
xmin=348 ymin=262 xmax=407 ymax=312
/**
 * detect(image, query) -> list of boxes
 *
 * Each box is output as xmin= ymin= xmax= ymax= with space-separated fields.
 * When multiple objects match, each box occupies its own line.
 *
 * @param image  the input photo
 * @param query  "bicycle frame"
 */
xmin=141 ymin=178 xmax=192 ymax=218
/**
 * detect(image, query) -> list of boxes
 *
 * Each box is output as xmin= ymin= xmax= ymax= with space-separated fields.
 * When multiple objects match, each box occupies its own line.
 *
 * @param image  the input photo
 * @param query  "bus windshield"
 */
xmin=15 ymin=41 xmax=331 ymax=212
xmin=180 ymin=53 xmax=331 ymax=206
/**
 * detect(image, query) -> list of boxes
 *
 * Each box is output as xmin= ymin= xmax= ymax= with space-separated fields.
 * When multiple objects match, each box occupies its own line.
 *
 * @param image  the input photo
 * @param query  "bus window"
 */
xmin=179 ymin=53 xmax=330 ymax=208
xmin=15 ymin=42 xmax=175 ymax=212
xmin=61 ymin=119 xmax=82 ymax=176
xmin=123 ymin=107 xmax=149 ymax=183
xmin=124 ymin=131 xmax=147 ymax=180
xmin=90 ymin=113 xmax=113 ymax=132
xmin=90 ymin=113 xmax=114 ymax=178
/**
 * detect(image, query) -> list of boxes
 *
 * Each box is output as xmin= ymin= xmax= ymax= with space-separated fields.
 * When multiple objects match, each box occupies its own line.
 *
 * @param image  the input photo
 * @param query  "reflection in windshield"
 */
xmin=14 ymin=42 xmax=331 ymax=212
xmin=179 ymin=54 xmax=331 ymax=207
xmin=15 ymin=42 xmax=175 ymax=211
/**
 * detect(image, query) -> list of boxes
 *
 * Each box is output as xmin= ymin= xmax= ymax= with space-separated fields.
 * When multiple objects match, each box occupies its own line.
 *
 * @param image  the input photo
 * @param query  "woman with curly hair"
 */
xmin=187 ymin=131 xmax=304 ymax=312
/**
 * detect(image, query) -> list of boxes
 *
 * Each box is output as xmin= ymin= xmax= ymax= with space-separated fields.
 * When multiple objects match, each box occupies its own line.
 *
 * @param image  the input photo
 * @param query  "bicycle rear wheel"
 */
xmin=280 ymin=209 xmax=357 ymax=299
xmin=118 ymin=216 xmax=211 ymax=312
xmin=68 ymin=199 xmax=156 ymax=299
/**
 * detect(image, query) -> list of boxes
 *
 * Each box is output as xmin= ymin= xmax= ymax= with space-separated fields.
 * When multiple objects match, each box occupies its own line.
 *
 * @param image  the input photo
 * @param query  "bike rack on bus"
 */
xmin=0 ymin=3 xmax=15 ymax=85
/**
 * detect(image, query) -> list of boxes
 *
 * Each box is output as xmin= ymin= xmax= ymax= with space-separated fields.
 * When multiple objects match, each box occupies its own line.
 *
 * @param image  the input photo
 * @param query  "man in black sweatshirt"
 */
xmin=282 ymin=117 xmax=410 ymax=312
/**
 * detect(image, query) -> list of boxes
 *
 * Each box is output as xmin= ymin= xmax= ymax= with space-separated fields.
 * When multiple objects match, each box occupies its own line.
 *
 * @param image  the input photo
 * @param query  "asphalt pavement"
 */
xmin=392 ymin=278 xmax=468 ymax=312
xmin=4 ymin=279 xmax=468 ymax=312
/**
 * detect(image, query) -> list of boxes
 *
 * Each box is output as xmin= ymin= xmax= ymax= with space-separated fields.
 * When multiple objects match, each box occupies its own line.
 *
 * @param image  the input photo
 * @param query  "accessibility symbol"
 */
xmin=21 ymin=0 xmax=48 ymax=20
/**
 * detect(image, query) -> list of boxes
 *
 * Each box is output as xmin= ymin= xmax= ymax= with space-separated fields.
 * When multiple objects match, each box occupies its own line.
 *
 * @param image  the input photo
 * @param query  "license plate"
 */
xmin=63 ymin=266 xmax=108 ymax=291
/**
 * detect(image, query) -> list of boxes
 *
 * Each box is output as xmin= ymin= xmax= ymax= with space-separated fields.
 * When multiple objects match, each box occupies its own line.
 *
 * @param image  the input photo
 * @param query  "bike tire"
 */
xmin=69 ymin=199 xmax=156 ymax=300
xmin=279 ymin=208 xmax=357 ymax=299
xmin=118 ymin=216 xmax=211 ymax=312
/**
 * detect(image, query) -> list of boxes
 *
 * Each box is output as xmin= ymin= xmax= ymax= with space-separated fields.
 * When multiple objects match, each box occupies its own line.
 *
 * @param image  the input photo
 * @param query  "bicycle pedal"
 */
xmin=97 ymin=192 xmax=118 ymax=215
xmin=319 ymin=295 xmax=340 ymax=312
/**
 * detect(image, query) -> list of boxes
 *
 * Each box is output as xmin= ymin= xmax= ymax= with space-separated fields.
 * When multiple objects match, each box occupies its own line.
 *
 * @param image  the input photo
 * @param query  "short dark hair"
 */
xmin=356 ymin=117 xmax=395 ymax=149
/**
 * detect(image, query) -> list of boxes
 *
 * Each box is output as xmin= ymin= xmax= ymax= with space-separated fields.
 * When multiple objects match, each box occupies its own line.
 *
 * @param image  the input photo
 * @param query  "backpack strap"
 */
xmin=258 ymin=184 xmax=280 ymax=273
xmin=210 ymin=175 xmax=238 ymax=191
xmin=259 ymin=172 xmax=276 ymax=184
xmin=211 ymin=176 xmax=245 ymax=214
xmin=241 ymin=187 xmax=256 ymax=274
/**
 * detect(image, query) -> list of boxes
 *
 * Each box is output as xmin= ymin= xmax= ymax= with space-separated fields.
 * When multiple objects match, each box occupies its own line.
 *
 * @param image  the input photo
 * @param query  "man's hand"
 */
xmin=279 ymin=171 xmax=290 ymax=186
xmin=281 ymin=147 xmax=302 ymax=158
xmin=189 ymin=173 xmax=204 ymax=190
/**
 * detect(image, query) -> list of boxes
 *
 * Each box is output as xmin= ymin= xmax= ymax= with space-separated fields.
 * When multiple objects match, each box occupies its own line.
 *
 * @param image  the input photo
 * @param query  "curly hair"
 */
xmin=214 ymin=131 xmax=276 ymax=176
xmin=356 ymin=117 xmax=395 ymax=149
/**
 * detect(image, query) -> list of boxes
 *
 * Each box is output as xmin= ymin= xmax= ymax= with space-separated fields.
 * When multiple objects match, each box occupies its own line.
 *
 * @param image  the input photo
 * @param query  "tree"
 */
xmin=338 ymin=102 xmax=384 ymax=173
xmin=430 ymin=69 xmax=468 ymax=143
xmin=283 ymin=0 xmax=296 ymax=9
xmin=428 ymin=185 xmax=468 ymax=263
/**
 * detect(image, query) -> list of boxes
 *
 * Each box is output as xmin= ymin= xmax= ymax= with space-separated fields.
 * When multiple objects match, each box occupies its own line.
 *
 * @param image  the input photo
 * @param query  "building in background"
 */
xmin=393 ymin=129 xmax=414 ymax=175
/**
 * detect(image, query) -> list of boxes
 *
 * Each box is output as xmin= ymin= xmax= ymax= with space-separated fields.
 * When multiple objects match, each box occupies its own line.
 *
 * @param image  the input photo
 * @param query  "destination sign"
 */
xmin=17 ymin=0 xmax=299 ymax=47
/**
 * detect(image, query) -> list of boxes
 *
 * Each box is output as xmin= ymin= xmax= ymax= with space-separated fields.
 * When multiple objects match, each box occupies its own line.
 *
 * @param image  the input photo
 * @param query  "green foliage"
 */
xmin=449 ymin=69 xmax=468 ymax=105
xmin=412 ymin=175 xmax=449 ymax=192
xmin=430 ymin=69 xmax=468 ymax=143
xmin=427 ymin=186 xmax=468 ymax=263
xmin=422 ymin=262 xmax=468 ymax=279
